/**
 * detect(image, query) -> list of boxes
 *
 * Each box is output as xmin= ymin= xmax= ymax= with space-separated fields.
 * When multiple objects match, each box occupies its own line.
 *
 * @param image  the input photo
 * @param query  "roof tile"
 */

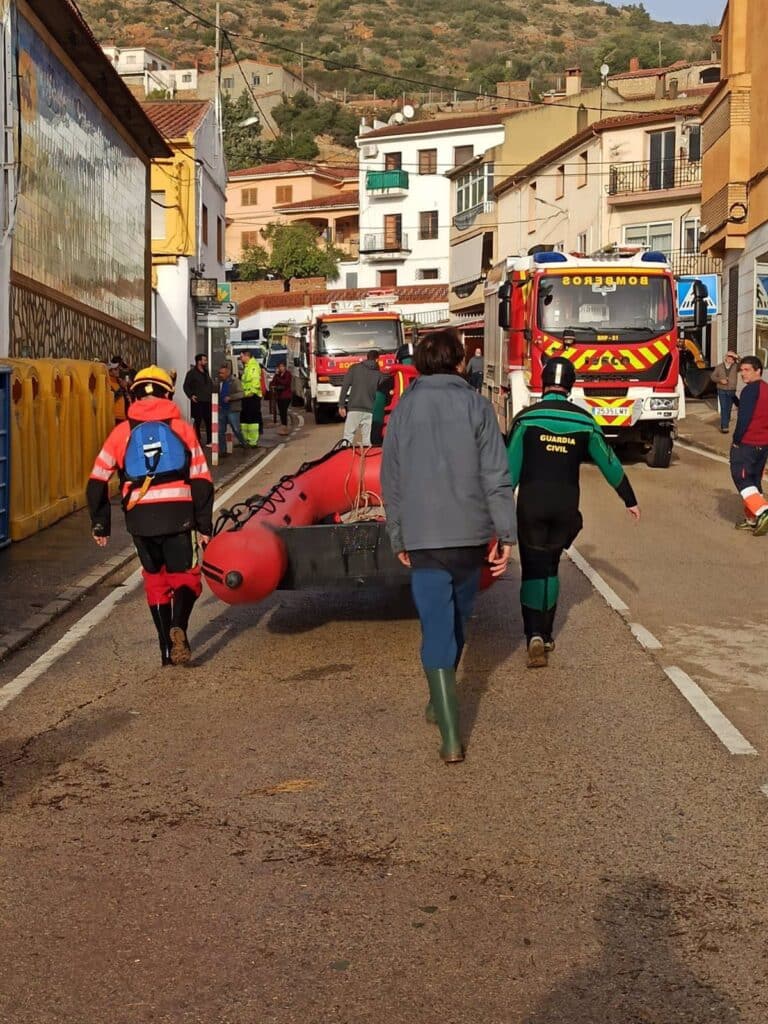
xmin=240 ymin=284 xmax=448 ymax=318
xmin=141 ymin=100 xmax=211 ymax=139
xmin=359 ymin=111 xmax=516 ymax=141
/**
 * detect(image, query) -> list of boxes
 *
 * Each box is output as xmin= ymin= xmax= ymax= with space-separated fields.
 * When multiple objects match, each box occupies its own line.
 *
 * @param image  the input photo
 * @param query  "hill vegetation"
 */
xmin=80 ymin=0 xmax=714 ymax=102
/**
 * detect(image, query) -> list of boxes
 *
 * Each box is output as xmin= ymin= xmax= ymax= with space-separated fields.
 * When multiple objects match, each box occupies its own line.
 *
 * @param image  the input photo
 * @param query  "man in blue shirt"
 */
xmin=217 ymin=363 xmax=247 ymax=453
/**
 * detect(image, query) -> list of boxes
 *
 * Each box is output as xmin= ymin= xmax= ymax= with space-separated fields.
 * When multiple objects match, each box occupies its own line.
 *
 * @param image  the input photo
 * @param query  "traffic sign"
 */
xmin=217 ymin=282 xmax=232 ymax=303
xmin=197 ymin=311 xmax=239 ymax=328
xmin=678 ymin=274 xmax=720 ymax=318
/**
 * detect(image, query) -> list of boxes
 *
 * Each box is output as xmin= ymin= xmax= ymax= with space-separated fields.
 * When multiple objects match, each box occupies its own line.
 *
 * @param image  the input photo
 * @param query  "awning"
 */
xmin=450 ymin=233 xmax=484 ymax=288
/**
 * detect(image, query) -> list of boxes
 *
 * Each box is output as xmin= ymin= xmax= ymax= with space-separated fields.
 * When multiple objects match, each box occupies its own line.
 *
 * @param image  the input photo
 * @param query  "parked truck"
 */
xmin=483 ymin=249 xmax=706 ymax=468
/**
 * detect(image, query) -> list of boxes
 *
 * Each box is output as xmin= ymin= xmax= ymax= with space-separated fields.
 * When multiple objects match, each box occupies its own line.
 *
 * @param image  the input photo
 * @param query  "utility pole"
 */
xmin=214 ymin=1 xmax=222 ymax=157
xmin=300 ymin=42 xmax=304 ymax=88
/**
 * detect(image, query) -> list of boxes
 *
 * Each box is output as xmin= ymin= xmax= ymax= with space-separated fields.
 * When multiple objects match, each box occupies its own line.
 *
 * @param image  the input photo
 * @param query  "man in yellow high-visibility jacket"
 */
xmin=239 ymin=350 xmax=263 ymax=447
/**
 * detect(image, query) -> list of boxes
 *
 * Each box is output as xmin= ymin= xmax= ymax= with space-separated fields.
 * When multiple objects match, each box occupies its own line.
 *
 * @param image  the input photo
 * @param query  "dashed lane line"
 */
xmin=761 ymin=783 xmax=768 ymax=801
xmin=0 ymin=445 xmax=286 ymax=715
xmin=663 ymin=667 xmax=758 ymax=757
xmin=675 ymin=440 xmax=730 ymax=466
xmin=567 ymin=546 xmax=629 ymax=613
xmin=628 ymin=622 xmax=662 ymax=650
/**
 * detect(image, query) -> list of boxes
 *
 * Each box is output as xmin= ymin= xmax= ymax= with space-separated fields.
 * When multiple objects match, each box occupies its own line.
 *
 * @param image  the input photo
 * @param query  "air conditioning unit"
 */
xmin=361 ymin=144 xmax=378 ymax=158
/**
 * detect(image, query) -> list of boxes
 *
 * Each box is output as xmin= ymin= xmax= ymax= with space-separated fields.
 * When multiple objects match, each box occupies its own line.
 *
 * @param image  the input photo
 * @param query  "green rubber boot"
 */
xmin=425 ymin=701 xmax=437 ymax=725
xmin=424 ymin=669 xmax=464 ymax=763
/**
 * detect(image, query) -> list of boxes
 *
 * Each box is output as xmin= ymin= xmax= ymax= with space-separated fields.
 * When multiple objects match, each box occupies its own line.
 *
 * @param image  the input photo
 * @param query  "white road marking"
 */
xmin=663 ymin=666 xmax=758 ymax=756
xmin=761 ymin=783 xmax=768 ymax=801
xmin=676 ymin=440 xmax=730 ymax=466
xmin=0 ymin=445 xmax=287 ymax=714
xmin=566 ymin=545 xmax=629 ymax=614
xmin=628 ymin=622 xmax=662 ymax=650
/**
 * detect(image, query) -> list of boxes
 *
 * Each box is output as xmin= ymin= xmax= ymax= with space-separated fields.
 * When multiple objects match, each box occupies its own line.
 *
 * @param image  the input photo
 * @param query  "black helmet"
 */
xmin=395 ymin=342 xmax=414 ymax=363
xmin=541 ymin=356 xmax=576 ymax=393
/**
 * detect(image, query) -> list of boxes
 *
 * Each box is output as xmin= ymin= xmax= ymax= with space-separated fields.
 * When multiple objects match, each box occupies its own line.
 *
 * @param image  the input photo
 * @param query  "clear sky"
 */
xmin=608 ymin=0 xmax=724 ymax=24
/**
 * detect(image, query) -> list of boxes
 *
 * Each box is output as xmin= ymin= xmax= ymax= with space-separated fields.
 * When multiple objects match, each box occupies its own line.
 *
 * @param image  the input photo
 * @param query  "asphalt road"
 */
xmin=1 ymin=424 xmax=767 ymax=1023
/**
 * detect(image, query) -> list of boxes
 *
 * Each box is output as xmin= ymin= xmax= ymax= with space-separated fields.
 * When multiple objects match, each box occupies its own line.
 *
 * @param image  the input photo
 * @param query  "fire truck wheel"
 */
xmin=646 ymin=432 xmax=673 ymax=469
xmin=314 ymin=401 xmax=327 ymax=424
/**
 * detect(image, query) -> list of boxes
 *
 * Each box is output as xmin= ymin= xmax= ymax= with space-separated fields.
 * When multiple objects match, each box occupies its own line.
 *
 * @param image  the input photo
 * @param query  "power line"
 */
xmin=158 ymin=0 xmax=676 ymax=120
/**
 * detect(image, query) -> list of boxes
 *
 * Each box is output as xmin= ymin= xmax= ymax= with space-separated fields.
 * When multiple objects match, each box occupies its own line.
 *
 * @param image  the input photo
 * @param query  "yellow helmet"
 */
xmin=130 ymin=364 xmax=174 ymax=395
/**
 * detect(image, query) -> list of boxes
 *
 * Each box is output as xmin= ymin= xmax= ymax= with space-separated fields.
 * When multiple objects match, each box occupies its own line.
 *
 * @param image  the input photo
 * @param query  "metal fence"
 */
xmin=359 ymin=232 xmax=410 ymax=254
xmin=608 ymin=158 xmax=702 ymax=195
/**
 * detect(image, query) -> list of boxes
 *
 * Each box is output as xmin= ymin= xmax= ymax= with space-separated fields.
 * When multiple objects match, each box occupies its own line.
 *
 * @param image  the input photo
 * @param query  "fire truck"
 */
xmin=483 ymin=249 xmax=704 ymax=468
xmin=285 ymin=295 xmax=405 ymax=423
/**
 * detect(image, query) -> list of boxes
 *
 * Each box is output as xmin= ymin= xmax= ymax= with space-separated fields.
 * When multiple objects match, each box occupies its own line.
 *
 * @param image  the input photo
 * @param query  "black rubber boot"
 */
xmin=149 ymin=604 xmax=173 ymax=666
xmin=169 ymin=586 xmax=197 ymax=666
xmin=424 ymin=669 xmax=464 ymax=763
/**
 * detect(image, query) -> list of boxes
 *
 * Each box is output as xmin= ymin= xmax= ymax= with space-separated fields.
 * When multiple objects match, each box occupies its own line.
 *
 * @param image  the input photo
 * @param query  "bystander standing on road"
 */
xmin=381 ymin=328 xmax=515 ymax=764
xmin=711 ymin=350 xmax=739 ymax=433
xmin=239 ymin=349 xmax=263 ymax=448
xmin=507 ymin=357 xmax=640 ymax=668
xmin=339 ymin=349 xmax=384 ymax=446
xmin=467 ymin=347 xmax=484 ymax=391
xmin=270 ymin=361 xmax=293 ymax=436
xmin=729 ymin=355 xmax=768 ymax=533
xmin=183 ymin=353 xmax=213 ymax=445
xmin=87 ymin=365 xmax=213 ymax=667
xmin=217 ymin=363 xmax=247 ymax=453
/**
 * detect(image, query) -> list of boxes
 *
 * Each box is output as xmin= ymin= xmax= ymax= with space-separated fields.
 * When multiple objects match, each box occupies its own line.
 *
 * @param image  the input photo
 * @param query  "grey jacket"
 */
xmin=711 ymin=360 xmax=738 ymax=390
xmin=219 ymin=374 xmax=244 ymax=413
xmin=381 ymin=374 xmax=516 ymax=553
xmin=339 ymin=359 xmax=383 ymax=412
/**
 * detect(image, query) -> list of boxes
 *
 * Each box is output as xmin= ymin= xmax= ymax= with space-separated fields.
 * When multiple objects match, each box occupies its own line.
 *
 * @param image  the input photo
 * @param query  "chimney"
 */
xmin=629 ymin=56 xmax=640 ymax=73
xmin=565 ymin=67 xmax=582 ymax=97
xmin=668 ymin=78 xmax=679 ymax=100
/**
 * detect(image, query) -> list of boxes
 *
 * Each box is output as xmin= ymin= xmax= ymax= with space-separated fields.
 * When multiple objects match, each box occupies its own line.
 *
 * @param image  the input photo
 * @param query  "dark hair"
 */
xmin=195 ymin=352 xmax=206 ymax=363
xmin=414 ymin=328 xmax=465 ymax=376
xmin=366 ymin=349 xmax=380 ymax=361
xmin=739 ymin=355 xmax=763 ymax=373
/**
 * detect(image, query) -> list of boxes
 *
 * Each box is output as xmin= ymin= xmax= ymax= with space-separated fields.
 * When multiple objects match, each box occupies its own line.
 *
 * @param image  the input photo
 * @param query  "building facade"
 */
xmin=701 ymin=0 xmax=768 ymax=359
xmin=102 ymin=46 xmax=198 ymax=98
xmin=197 ymin=61 xmax=310 ymax=139
xmin=355 ymin=114 xmax=508 ymax=291
xmin=8 ymin=0 xmax=169 ymax=363
xmin=142 ymin=100 xmax=226 ymax=380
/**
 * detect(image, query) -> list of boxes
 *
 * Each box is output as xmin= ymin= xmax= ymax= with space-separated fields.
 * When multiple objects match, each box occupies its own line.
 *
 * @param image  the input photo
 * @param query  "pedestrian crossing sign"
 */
xmin=677 ymin=275 xmax=719 ymax=318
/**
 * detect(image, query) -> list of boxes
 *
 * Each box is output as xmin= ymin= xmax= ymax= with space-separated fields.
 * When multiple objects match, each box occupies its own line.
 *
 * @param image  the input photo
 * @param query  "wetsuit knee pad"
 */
xmin=142 ymin=567 xmax=172 ymax=605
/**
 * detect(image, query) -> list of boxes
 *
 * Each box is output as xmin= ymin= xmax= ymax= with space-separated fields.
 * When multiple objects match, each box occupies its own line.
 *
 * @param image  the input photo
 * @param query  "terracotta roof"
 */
xmin=229 ymin=160 xmax=357 ymax=180
xmin=276 ymin=190 xmax=359 ymax=212
xmin=240 ymin=284 xmax=448 ymax=319
xmin=495 ymin=105 xmax=702 ymax=196
xmin=141 ymin=100 xmax=211 ymax=139
xmin=609 ymin=60 xmax=715 ymax=82
xmin=359 ymin=111 xmax=515 ymax=141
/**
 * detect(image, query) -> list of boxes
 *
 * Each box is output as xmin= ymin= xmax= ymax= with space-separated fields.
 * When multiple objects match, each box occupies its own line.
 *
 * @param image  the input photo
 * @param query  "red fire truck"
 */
xmin=484 ymin=249 xmax=696 ymax=468
xmin=286 ymin=297 xmax=404 ymax=423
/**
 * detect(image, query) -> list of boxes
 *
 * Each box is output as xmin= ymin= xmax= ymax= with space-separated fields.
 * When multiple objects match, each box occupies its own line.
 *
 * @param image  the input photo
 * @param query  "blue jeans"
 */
xmin=219 ymin=406 xmax=247 ymax=448
xmin=718 ymin=389 xmax=736 ymax=430
xmin=410 ymin=567 xmax=481 ymax=670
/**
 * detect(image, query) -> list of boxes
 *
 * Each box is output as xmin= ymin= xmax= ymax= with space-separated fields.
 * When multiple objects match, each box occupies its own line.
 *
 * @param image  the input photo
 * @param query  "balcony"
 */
xmin=359 ymin=232 xmax=411 ymax=260
xmin=608 ymin=159 xmax=702 ymax=202
xmin=452 ymin=200 xmax=495 ymax=231
xmin=666 ymin=250 xmax=723 ymax=278
xmin=365 ymin=169 xmax=409 ymax=197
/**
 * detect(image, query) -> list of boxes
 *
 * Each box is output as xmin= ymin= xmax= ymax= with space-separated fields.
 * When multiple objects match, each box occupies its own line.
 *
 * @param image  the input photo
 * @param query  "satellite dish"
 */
xmin=600 ymin=63 xmax=610 ymax=79
xmin=402 ymin=104 xmax=415 ymax=119
xmin=393 ymin=112 xmax=405 ymax=123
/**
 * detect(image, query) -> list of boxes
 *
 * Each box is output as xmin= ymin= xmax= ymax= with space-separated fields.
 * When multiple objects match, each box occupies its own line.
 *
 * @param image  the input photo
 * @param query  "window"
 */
xmin=383 ymin=213 xmax=402 ymax=249
xmin=345 ymin=272 xmax=358 ymax=289
xmin=241 ymin=187 xmax=259 ymax=206
xmin=378 ymin=269 xmax=397 ymax=288
xmin=649 ymin=129 xmax=675 ymax=189
xmin=222 ymin=76 xmax=234 ymax=90
xmin=181 ymin=72 xmax=192 ymax=84
xmin=528 ymin=182 xmax=537 ymax=233
xmin=251 ymin=73 xmax=261 ymax=86
xmin=576 ymin=230 xmax=589 ymax=254
xmin=150 ymin=190 xmax=166 ymax=240
xmin=275 ymin=185 xmax=293 ymax=204
xmin=419 ymin=210 xmax=438 ymax=240
xmin=418 ymin=148 xmax=437 ymax=174
xmin=241 ymin=230 xmax=260 ymax=249
xmin=682 ymin=217 xmax=700 ymax=253
xmin=454 ymin=145 xmax=474 ymax=167
xmin=418 ymin=268 xmax=439 ymax=280
xmin=688 ymin=125 xmax=702 ymax=162
xmin=555 ymin=164 xmax=565 ymax=200
xmin=201 ymin=204 xmax=208 ymax=246
xmin=126 ymin=54 xmax=136 ymax=65
xmin=384 ymin=152 xmax=402 ymax=171
xmin=217 ymin=217 xmax=224 ymax=264
xmin=578 ymin=151 xmax=588 ymax=187
xmin=623 ymin=221 xmax=673 ymax=255
xmin=455 ymin=163 xmax=494 ymax=214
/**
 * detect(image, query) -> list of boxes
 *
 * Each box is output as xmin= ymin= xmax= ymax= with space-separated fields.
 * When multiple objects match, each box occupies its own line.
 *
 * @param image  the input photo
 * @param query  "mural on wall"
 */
xmin=14 ymin=15 xmax=146 ymax=331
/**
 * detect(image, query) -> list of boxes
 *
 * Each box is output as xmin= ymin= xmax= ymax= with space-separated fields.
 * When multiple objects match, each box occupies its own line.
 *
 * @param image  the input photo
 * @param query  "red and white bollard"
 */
xmin=211 ymin=391 xmax=219 ymax=467
xmin=226 ymin=423 xmax=233 ymax=455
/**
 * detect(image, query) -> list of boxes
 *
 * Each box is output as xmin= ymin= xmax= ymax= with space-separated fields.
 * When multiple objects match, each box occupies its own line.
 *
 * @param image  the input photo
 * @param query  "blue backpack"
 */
xmin=124 ymin=420 xmax=188 ymax=485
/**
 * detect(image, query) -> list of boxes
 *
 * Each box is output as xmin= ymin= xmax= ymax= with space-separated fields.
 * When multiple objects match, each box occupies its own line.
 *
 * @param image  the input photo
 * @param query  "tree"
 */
xmin=238 ymin=222 xmax=345 ymax=285
xmin=222 ymin=91 xmax=265 ymax=172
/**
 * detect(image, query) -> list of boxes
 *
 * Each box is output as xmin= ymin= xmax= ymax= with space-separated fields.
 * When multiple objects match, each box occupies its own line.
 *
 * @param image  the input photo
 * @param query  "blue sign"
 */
xmin=756 ymin=274 xmax=768 ymax=318
xmin=677 ymin=274 xmax=720 ymax=318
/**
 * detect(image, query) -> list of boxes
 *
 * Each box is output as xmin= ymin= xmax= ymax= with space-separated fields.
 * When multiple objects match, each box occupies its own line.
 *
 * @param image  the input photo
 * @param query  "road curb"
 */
xmin=676 ymin=432 xmax=730 ymax=460
xmin=0 ymin=448 xmax=276 ymax=664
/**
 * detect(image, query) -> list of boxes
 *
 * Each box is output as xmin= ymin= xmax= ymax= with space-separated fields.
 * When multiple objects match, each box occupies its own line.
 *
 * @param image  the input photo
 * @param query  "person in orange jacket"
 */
xmin=87 ymin=365 xmax=214 ymax=666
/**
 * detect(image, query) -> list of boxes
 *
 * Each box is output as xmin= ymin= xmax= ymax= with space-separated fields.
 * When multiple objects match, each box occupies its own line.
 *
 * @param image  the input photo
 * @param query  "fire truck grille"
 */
xmin=328 ymin=373 xmax=346 ymax=386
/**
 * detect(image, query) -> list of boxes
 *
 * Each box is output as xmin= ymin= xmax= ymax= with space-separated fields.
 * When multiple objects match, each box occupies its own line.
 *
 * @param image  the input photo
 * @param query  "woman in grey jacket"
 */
xmin=381 ymin=328 xmax=516 ymax=763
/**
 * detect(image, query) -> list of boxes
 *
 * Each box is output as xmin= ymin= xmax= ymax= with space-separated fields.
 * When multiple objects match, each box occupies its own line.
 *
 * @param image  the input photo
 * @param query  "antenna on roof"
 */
xmin=402 ymin=104 xmax=415 ymax=120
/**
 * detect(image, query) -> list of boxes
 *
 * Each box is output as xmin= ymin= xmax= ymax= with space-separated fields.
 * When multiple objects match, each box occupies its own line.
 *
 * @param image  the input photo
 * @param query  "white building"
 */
xmin=355 ymin=114 xmax=508 ymax=290
xmin=142 ymin=100 xmax=227 ymax=385
xmin=102 ymin=46 xmax=198 ymax=97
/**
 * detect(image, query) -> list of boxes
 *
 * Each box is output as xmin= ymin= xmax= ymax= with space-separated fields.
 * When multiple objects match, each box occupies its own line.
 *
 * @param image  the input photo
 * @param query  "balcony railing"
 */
xmin=452 ymin=200 xmax=495 ymax=230
xmin=359 ymin=231 xmax=410 ymax=254
xmin=608 ymin=158 xmax=702 ymax=197
xmin=666 ymin=250 xmax=723 ymax=278
xmin=366 ymin=169 xmax=409 ymax=193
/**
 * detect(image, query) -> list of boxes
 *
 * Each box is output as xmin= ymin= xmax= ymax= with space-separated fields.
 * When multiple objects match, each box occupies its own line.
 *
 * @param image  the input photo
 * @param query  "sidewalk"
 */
xmin=677 ymin=396 xmax=731 ymax=458
xmin=0 ymin=420 xmax=288 ymax=661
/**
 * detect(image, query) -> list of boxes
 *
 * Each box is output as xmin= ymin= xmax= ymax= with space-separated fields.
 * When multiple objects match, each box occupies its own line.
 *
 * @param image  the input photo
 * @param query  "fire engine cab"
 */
xmin=484 ymin=249 xmax=687 ymax=468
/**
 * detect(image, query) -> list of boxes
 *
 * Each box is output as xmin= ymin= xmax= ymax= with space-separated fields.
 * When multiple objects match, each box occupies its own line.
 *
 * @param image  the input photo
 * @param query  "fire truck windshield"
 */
xmin=316 ymin=318 xmax=402 ymax=356
xmin=537 ymin=274 xmax=674 ymax=339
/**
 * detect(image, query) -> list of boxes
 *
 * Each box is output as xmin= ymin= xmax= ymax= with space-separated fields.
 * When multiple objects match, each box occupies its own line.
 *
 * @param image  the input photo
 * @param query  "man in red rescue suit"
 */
xmin=87 ymin=365 xmax=214 ymax=666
